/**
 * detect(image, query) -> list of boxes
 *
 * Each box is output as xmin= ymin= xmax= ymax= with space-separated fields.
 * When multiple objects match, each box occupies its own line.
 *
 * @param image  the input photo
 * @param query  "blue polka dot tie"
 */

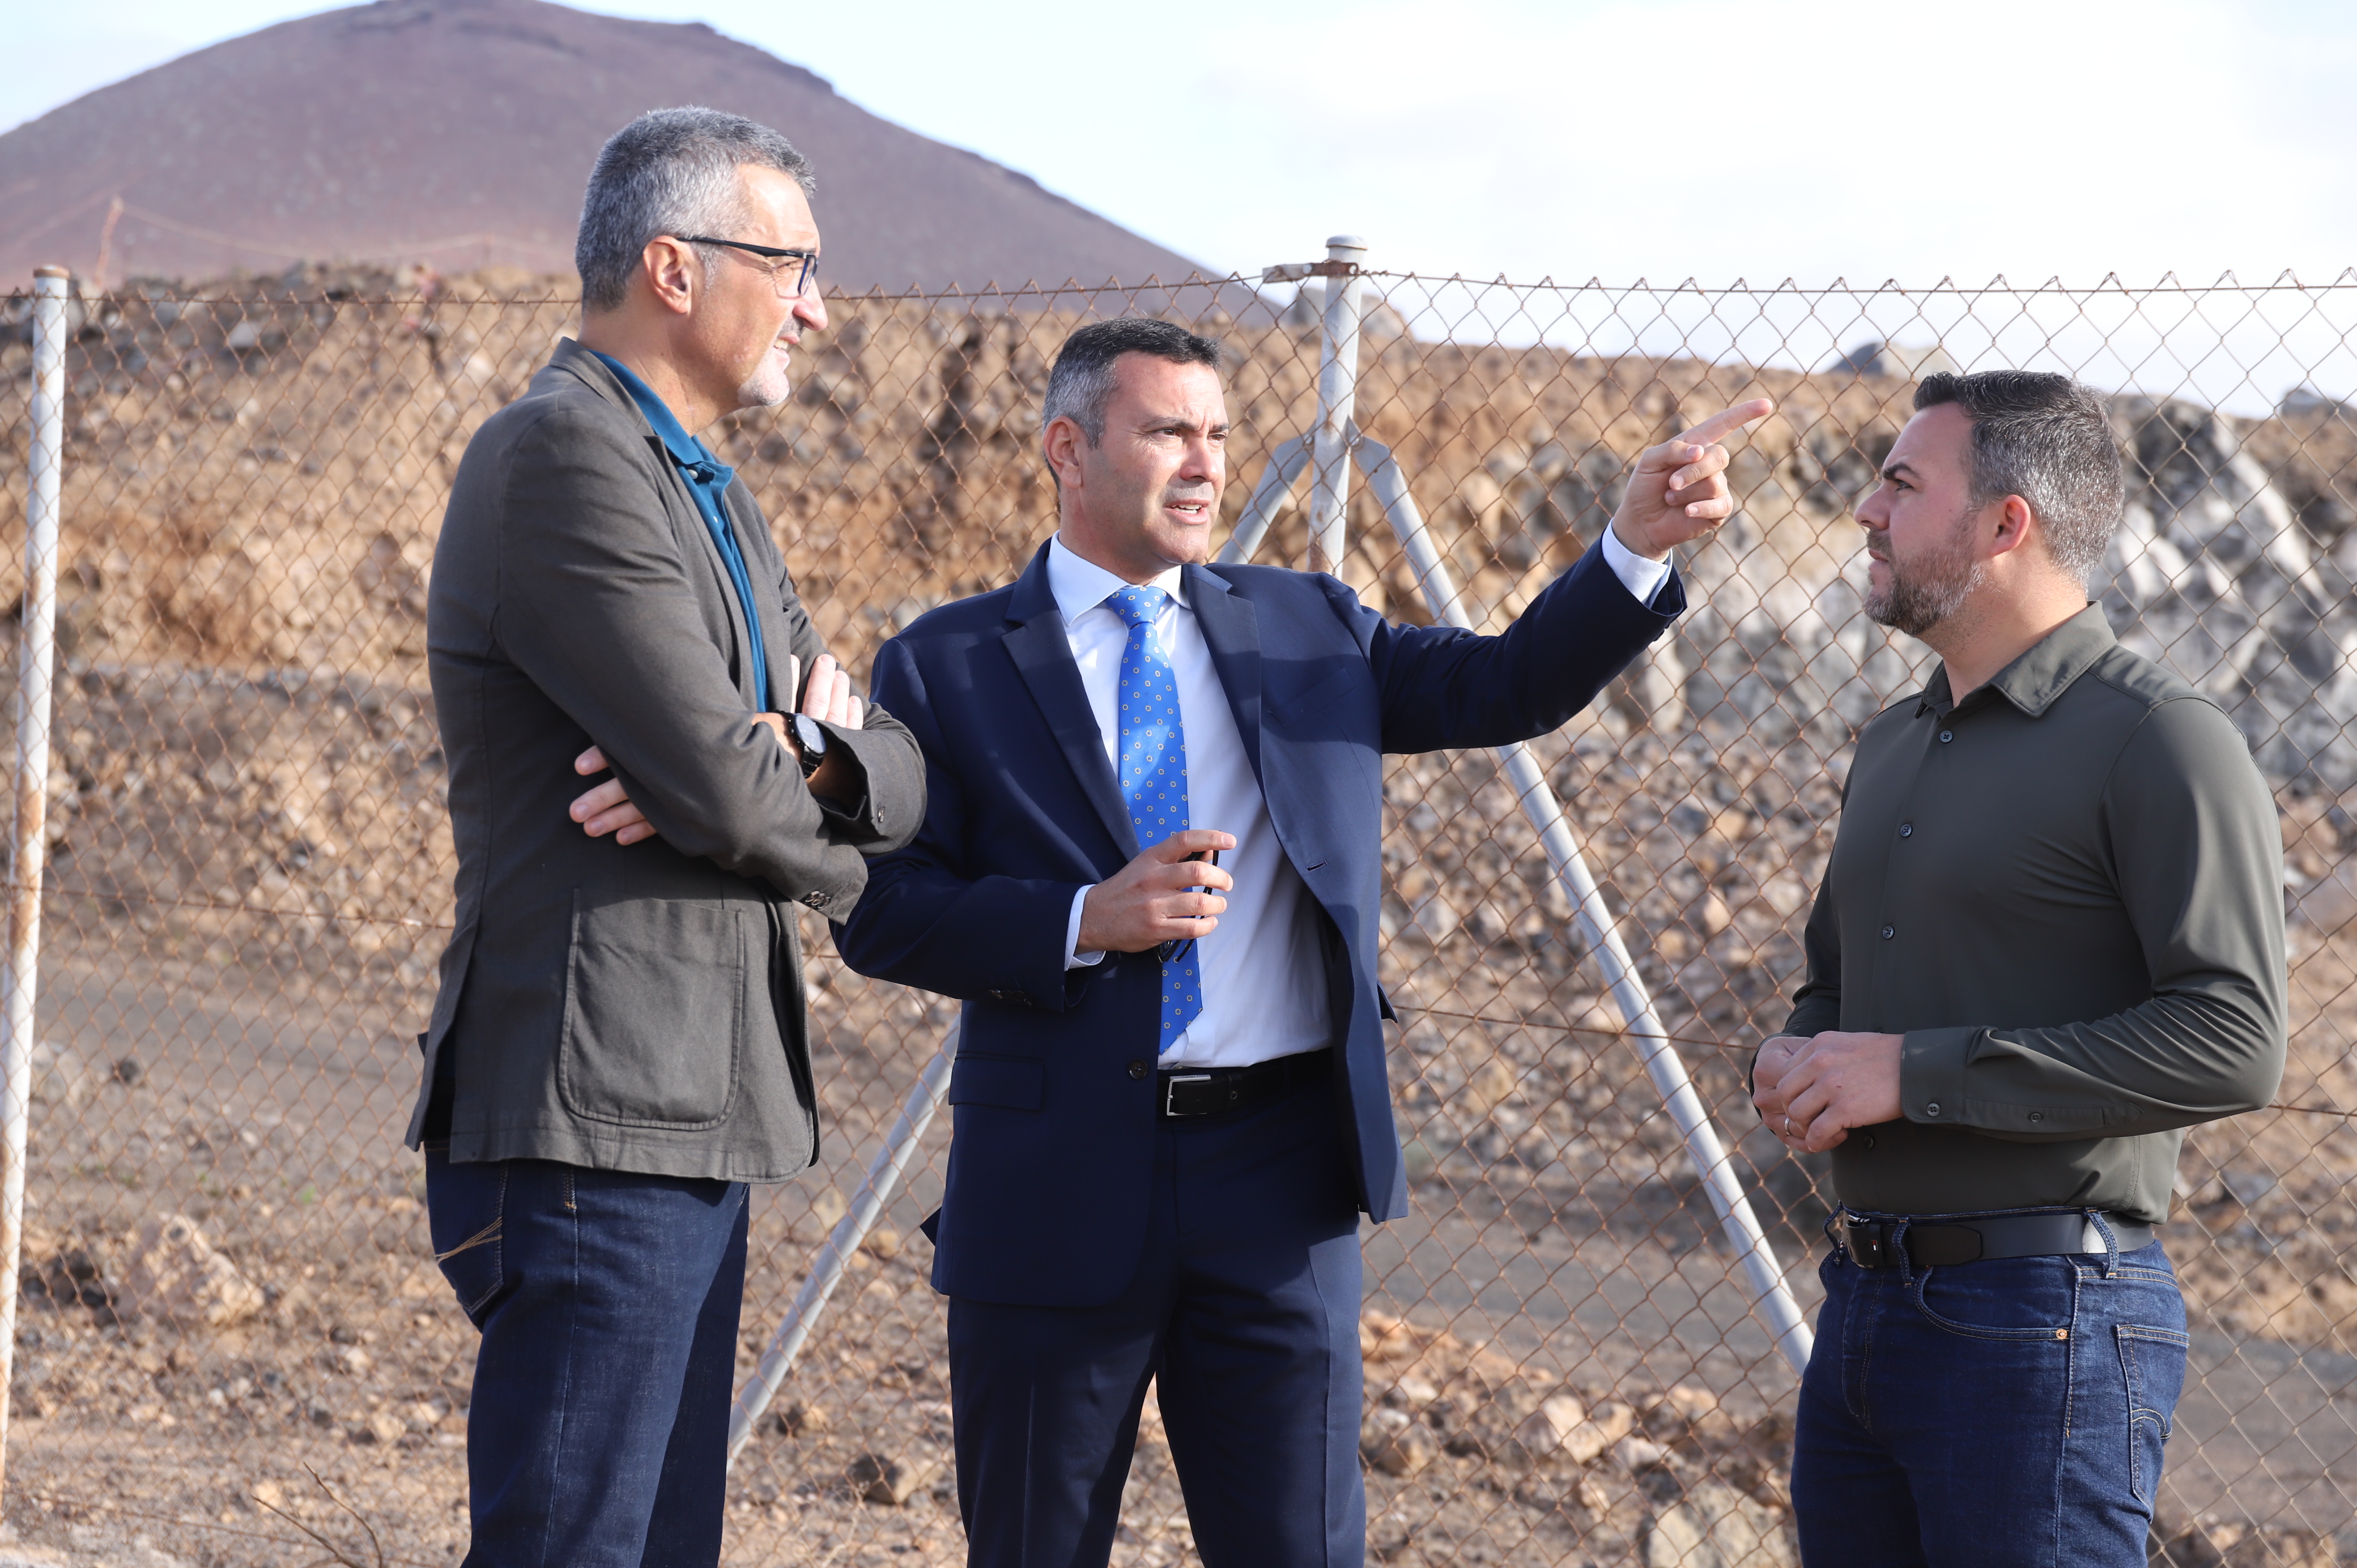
xmin=1107 ymin=586 xmax=1200 ymax=1054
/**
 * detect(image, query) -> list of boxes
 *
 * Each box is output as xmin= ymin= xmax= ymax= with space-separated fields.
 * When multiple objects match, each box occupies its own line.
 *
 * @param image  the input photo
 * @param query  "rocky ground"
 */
xmin=0 ymin=270 xmax=2353 ymax=1562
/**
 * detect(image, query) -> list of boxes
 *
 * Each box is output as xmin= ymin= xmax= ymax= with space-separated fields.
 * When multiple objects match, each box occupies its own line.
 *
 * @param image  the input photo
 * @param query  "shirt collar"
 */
xmin=1046 ymin=534 xmax=1189 ymax=625
xmin=1917 ymin=603 xmax=2117 ymax=719
xmin=587 ymin=349 xmax=723 ymax=476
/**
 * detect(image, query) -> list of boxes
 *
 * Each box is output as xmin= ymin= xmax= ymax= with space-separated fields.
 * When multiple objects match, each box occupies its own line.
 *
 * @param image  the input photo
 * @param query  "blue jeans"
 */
xmin=424 ymin=1152 xmax=751 ymax=1568
xmin=1792 ymin=1211 xmax=2189 ymax=1568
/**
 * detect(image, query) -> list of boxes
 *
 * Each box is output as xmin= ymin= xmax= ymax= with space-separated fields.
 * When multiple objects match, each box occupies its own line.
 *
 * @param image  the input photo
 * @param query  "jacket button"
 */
xmin=1938 ymin=730 xmax=1954 ymax=743
xmin=1899 ymin=823 xmax=1913 ymax=838
xmin=1926 ymin=1102 xmax=1942 ymax=1117
xmin=1128 ymin=1060 xmax=1149 ymax=1080
xmin=1880 ymin=924 xmax=1895 ymax=940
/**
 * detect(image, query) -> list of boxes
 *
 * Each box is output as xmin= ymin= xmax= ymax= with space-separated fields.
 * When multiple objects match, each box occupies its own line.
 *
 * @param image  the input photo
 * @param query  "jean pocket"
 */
xmin=2117 ymin=1323 xmax=2189 ymax=1504
xmin=1909 ymin=1260 xmax=2076 ymax=1343
xmin=425 ymin=1154 xmax=508 ymax=1326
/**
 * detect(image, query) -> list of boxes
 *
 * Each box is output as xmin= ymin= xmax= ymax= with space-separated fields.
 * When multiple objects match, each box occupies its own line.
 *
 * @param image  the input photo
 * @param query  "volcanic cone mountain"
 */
xmin=0 ymin=0 xmax=1215 ymax=292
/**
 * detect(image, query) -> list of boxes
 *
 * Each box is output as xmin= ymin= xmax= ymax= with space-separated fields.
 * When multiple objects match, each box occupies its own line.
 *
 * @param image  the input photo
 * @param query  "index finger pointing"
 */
xmin=1676 ymin=398 xmax=1775 ymax=448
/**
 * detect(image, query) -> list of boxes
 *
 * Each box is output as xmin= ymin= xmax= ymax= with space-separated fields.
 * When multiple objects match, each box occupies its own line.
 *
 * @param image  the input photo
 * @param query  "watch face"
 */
xmin=793 ymin=712 xmax=827 ymax=761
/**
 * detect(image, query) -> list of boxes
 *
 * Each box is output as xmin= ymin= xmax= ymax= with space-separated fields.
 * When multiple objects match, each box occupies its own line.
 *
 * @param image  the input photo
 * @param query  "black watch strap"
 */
xmin=789 ymin=712 xmax=829 ymax=778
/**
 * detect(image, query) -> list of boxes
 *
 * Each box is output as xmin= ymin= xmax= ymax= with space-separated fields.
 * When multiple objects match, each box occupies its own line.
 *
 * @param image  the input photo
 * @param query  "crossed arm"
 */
xmin=570 ymin=651 xmax=867 ymax=845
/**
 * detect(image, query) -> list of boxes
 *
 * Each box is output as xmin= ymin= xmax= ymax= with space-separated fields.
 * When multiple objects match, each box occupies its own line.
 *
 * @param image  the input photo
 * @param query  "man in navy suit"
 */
xmin=835 ymin=318 xmax=1769 ymax=1567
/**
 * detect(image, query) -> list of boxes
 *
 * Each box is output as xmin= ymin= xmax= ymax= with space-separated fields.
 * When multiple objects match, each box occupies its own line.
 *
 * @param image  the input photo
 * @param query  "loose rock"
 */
xmin=29 ymin=1040 xmax=96 ymax=1109
xmin=775 ymin=1399 xmax=829 ymax=1437
xmin=1360 ymin=1408 xmax=1437 ymax=1477
xmin=114 ymin=1213 xmax=263 ymax=1327
xmin=848 ymin=1452 xmax=938 ymax=1506
xmin=1642 ymin=1474 xmax=1797 ymax=1568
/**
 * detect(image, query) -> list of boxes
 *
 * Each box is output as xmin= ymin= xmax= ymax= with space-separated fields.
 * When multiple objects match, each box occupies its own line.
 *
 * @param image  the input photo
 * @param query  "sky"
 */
xmin=9 ymin=0 xmax=2357 ymax=291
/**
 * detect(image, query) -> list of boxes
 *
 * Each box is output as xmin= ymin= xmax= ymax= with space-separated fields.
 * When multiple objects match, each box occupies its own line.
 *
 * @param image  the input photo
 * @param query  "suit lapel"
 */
xmin=1188 ymin=565 xmax=1265 ymax=790
xmin=999 ymin=544 xmax=1137 ymax=859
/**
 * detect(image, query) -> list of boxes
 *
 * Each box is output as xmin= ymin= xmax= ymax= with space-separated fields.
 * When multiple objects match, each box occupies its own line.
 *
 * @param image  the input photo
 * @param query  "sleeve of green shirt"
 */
xmin=1781 ymin=774 xmax=1850 ymax=1046
xmin=1900 ymin=696 xmax=2288 ymax=1141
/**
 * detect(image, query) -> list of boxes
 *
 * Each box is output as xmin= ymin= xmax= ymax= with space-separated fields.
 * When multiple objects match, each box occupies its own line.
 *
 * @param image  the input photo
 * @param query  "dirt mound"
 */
xmin=0 ymin=0 xmax=1214 ymax=293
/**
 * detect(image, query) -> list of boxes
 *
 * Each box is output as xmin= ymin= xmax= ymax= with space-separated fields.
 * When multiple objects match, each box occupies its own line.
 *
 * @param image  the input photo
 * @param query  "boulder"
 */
xmin=1360 ymin=1408 xmax=1437 ymax=1477
xmin=1642 ymin=1474 xmax=1797 ymax=1568
xmin=29 ymin=1040 xmax=96 ymax=1109
xmin=848 ymin=1452 xmax=938 ymax=1507
xmin=1517 ymin=1396 xmax=1635 ymax=1465
xmin=114 ymin=1213 xmax=264 ymax=1327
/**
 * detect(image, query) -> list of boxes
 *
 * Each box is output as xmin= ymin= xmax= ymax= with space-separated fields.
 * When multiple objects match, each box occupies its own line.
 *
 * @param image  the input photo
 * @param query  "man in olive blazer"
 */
xmin=409 ymin=109 xmax=924 ymax=1565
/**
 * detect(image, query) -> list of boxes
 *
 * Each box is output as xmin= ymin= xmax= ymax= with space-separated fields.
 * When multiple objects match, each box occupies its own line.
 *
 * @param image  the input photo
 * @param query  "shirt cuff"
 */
xmin=1900 ymin=1026 xmax=1977 ymax=1127
xmin=1599 ymin=523 xmax=1674 ymax=606
xmin=1065 ymin=885 xmax=1107 ymax=971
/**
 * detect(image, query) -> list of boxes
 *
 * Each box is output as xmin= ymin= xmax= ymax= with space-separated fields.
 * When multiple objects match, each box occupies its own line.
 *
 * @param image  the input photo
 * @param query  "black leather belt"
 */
xmin=1838 ymin=1210 xmax=2156 ymax=1269
xmin=1159 ymin=1048 xmax=1331 ymax=1119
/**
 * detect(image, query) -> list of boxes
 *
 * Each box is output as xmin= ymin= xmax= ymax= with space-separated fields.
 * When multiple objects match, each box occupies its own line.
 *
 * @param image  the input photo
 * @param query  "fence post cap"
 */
xmin=1325 ymin=235 xmax=1368 ymax=255
xmin=33 ymin=265 xmax=69 ymax=280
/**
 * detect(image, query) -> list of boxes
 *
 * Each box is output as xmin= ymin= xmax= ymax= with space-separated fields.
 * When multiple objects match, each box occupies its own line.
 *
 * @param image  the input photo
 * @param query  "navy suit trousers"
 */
xmin=945 ymin=1078 xmax=1365 ymax=1568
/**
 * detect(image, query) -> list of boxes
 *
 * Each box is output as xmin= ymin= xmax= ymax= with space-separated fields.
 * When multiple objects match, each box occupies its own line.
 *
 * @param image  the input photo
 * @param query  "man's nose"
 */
xmin=795 ymin=289 xmax=829 ymax=336
xmin=1856 ymin=485 xmax=1891 ymax=527
xmin=1181 ymin=435 xmax=1220 ymax=483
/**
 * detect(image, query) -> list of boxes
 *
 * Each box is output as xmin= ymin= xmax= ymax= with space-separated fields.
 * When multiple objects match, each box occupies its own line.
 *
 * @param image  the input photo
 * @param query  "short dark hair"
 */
xmin=576 ymin=108 xmax=815 ymax=314
xmin=1041 ymin=318 xmax=1222 ymax=446
xmin=1913 ymin=370 xmax=2125 ymax=583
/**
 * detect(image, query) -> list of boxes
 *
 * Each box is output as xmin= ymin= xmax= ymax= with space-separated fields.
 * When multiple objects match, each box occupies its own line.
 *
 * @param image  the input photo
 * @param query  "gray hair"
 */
xmin=575 ymin=107 xmax=815 ymax=313
xmin=1042 ymin=318 xmax=1222 ymax=446
xmin=1913 ymin=370 xmax=2125 ymax=583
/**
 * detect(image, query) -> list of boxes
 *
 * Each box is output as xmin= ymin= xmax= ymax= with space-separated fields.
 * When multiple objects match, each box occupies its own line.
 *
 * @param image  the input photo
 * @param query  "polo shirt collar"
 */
xmin=587 ymin=350 xmax=723 ymax=475
xmin=1046 ymin=534 xmax=1189 ymax=625
xmin=1918 ymin=603 xmax=2117 ymax=718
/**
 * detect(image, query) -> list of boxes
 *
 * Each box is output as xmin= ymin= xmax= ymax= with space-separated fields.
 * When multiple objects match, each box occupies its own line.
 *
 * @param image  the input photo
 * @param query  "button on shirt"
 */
xmin=590 ymin=350 xmax=769 ymax=711
xmin=1786 ymin=604 xmax=2287 ymax=1225
xmin=1049 ymin=530 xmax=1674 ymax=1069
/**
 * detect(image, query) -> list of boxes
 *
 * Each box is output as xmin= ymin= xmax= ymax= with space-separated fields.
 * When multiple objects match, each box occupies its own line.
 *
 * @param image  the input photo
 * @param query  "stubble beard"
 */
xmin=734 ymin=343 xmax=793 ymax=411
xmin=1865 ymin=513 xmax=1986 ymax=638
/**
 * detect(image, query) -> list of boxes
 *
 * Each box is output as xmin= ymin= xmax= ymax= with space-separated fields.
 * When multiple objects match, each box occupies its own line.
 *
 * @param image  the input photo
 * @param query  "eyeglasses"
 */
xmin=673 ymin=236 xmax=819 ymax=299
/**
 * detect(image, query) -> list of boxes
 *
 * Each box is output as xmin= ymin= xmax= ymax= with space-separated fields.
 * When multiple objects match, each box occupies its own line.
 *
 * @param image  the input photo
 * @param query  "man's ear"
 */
xmin=1987 ymin=494 xmax=2039 ymax=560
xmin=641 ymin=237 xmax=699 ymax=317
xmin=1042 ymin=415 xmax=1088 ymax=495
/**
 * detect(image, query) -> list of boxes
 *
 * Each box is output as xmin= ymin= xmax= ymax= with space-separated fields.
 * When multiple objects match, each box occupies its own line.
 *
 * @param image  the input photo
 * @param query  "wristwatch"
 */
xmin=788 ymin=712 xmax=829 ymax=778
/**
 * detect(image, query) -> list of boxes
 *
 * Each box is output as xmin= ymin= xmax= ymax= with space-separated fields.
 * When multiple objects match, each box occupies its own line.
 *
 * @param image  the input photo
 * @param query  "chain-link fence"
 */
xmin=0 ymin=258 xmax=2352 ymax=1567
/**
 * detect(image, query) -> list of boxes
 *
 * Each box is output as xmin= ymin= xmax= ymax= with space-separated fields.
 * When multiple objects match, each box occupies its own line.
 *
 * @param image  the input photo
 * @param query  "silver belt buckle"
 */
xmin=1163 ymin=1072 xmax=1212 ymax=1117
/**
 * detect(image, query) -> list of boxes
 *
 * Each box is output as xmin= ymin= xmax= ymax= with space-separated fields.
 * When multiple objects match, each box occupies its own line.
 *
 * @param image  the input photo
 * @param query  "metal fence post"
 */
xmin=1 ymin=266 xmax=72 ymax=1508
xmin=1359 ymin=439 xmax=1814 ymax=1376
xmin=1219 ymin=244 xmax=1815 ymax=1375
xmin=727 ymin=1021 xmax=961 ymax=1469
xmin=1306 ymin=236 xmax=1367 ymax=575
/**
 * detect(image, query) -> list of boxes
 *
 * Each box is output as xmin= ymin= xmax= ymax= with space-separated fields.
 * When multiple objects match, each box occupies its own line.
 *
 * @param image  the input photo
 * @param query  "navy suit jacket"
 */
xmin=834 ymin=538 xmax=1682 ymax=1307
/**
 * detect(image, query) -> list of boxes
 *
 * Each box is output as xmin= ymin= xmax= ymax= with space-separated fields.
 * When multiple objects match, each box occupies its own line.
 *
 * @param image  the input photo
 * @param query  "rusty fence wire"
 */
xmin=0 ymin=260 xmax=2352 ymax=1567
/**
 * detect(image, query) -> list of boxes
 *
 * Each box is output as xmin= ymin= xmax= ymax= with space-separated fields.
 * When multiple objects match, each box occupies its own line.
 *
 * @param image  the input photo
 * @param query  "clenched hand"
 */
xmin=1752 ymin=1030 xmax=1904 ymax=1153
xmin=1077 ymin=830 xmax=1236 ymax=955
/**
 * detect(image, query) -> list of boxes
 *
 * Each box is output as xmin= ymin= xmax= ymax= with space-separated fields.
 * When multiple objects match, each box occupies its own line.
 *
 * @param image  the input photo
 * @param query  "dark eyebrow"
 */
xmin=1139 ymin=412 xmax=1231 ymax=436
xmin=1881 ymin=458 xmax=1920 ymax=483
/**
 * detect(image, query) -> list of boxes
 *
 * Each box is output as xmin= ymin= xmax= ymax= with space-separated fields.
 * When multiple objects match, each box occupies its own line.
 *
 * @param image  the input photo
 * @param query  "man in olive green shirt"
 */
xmin=1752 ymin=370 xmax=2285 ymax=1567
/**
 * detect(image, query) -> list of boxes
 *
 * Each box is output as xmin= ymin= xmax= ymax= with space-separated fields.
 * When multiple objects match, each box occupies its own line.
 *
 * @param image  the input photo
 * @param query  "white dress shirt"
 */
xmin=1047 ymin=530 xmax=1669 ymax=1069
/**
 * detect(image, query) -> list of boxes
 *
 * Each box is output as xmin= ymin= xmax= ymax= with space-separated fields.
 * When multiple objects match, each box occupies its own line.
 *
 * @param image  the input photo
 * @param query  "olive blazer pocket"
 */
xmin=558 ymin=893 xmax=748 ymax=1130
